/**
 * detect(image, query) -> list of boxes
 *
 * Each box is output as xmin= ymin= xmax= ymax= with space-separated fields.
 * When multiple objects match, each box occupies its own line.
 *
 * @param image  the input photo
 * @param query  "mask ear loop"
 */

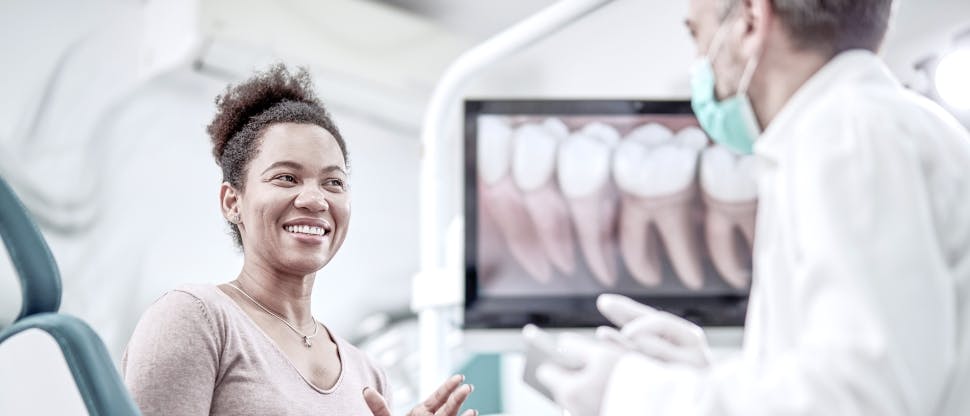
xmin=737 ymin=51 xmax=760 ymax=94
xmin=712 ymin=10 xmax=764 ymax=96
xmin=706 ymin=21 xmax=732 ymax=62
xmin=706 ymin=0 xmax=746 ymax=62
xmin=738 ymin=10 xmax=770 ymax=96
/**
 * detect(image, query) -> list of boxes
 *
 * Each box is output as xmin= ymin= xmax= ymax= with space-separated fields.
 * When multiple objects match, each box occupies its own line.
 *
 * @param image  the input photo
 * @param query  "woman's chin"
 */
xmin=278 ymin=253 xmax=331 ymax=275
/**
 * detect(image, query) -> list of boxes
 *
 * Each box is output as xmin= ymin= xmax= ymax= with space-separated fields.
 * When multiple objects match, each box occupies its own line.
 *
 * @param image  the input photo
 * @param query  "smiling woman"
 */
xmin=121 ymin=64 xmax=476 ymax=416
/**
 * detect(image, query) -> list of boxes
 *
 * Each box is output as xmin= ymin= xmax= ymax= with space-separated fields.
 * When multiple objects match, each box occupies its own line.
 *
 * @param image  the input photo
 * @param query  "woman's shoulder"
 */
xmin=124 ymin=285 xmax=228 ymax=399
xmin=140 ymin=284 xmax=235 ymax=327
xmin=167 ymin=283 xmax=231 ymax=307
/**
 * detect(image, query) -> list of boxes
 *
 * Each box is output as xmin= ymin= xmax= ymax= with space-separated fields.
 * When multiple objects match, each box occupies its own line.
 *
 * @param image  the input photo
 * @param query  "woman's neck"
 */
xmin=234 ymin=260 xmax=317 ymax=330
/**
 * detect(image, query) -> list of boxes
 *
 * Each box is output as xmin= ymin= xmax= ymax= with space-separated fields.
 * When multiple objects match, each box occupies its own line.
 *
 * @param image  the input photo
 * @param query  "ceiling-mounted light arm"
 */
xmin=418 ymin=0 xmax=616 ymax=273
xmin=414 ymin=0 xmax=617 ymax=398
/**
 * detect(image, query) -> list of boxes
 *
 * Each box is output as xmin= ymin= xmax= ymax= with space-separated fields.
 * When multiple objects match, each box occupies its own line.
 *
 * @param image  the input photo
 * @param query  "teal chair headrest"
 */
xmin=0 ymin=176 xmax=61 ymax=323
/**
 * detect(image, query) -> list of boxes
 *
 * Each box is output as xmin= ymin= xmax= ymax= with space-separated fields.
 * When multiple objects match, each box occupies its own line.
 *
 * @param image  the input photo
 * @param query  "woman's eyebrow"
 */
xmin=261 ymin=160 xmax=303 ymax=175
xmin=321 ymin=165 xmax=347 ymax=175
xmin=261 ymin=161 xmax=345 ymax=175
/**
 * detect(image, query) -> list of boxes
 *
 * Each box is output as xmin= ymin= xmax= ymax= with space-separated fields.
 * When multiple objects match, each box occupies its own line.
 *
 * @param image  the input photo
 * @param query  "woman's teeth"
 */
xmin=285 ymin=225 xmax=327 ymax=236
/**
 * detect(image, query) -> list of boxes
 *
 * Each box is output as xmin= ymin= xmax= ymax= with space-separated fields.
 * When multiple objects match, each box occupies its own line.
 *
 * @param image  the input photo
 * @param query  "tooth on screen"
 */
xmin=511 ymin=120 xmax=576 ymax=275
xmin=557 ymin=125 xmax=619 ymax=286
xmin=700 ymin=145 xmax=758 ymax=289
xmin=612 ymin=124 xmax=706 ymax=289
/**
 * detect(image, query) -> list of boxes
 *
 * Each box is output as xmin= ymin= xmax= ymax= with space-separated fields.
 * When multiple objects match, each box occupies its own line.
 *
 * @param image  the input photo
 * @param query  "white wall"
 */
xmin=0 ymin=0 xmax=424 ymax=360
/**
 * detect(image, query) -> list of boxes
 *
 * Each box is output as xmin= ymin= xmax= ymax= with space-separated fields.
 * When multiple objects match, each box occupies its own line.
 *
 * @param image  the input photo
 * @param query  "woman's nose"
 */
xmin=294 ymin=188 xmax=329 ymax=211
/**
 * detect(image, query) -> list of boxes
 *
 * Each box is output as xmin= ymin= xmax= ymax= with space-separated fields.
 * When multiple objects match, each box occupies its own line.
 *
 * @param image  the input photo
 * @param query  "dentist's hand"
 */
xmin=596 ymin=293 xmax=711 ymax=368
xmin=363 ymin=374 xmax=477 ymax=416
xmin=528 ymin=332 xmax=624 ymax=416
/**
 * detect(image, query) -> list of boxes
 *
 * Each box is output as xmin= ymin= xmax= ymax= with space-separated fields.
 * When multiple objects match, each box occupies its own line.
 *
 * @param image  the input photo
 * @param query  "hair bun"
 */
xmin=206 ymin=64 xmax=320 ymax=163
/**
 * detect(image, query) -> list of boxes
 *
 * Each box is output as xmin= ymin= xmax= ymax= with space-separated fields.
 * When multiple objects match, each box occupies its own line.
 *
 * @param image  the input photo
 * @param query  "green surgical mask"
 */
xmin=690 ymin=21 xmax=762 ymax=155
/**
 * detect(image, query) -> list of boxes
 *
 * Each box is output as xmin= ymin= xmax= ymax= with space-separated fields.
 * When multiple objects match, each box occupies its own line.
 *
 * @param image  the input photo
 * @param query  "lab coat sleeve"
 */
xmin=602 ymin=96 xmax=954 ymax=416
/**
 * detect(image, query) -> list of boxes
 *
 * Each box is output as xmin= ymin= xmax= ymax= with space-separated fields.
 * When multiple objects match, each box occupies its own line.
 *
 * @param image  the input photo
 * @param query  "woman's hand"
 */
xmin=363 ymin=374 xmax=477 ymax=416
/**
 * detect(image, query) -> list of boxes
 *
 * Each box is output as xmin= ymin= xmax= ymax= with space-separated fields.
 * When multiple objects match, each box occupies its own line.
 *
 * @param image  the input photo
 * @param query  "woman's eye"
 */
xmin=275 ymin=174 xmax=296 ymax=183
xmin=325 ymin=179 xmax=345 ymax=188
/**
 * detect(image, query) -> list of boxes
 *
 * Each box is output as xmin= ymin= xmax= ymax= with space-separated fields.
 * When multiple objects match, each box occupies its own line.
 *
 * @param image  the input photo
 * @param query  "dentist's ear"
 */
xmin=740 ymin=0 xmax=774 ymax=56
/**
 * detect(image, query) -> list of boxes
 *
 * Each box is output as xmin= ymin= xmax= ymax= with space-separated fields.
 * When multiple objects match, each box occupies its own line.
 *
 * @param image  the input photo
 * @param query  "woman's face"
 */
xmin=226 ymin=122 xmax=350 ymax=276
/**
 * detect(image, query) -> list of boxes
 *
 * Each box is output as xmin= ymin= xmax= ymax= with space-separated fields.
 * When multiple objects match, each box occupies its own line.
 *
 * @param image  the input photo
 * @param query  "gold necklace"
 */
xmin=228 ymin=282 xmax=320 ymax=348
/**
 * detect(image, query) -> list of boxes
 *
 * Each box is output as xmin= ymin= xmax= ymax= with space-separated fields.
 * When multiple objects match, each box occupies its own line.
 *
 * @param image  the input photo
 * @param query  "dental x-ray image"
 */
xmin=464 ymin=100 xmax=753 ymax=328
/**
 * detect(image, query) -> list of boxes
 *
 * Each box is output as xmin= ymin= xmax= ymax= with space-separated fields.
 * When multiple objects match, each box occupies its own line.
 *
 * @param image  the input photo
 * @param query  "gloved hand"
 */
xmin=528 ymin=331 xmax=624 ymax=416
xmin=596 ymin=293 xmax=712 ymax=369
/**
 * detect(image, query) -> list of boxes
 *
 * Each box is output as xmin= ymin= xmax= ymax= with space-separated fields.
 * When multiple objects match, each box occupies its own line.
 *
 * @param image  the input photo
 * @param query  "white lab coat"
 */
xmin=602 ymin=50 xmax=970 ymax=415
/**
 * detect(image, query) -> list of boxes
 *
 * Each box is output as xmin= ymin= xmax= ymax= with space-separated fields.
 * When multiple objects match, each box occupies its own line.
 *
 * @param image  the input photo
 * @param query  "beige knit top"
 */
xmin=122 ymin=284 xmax=389 ymax=415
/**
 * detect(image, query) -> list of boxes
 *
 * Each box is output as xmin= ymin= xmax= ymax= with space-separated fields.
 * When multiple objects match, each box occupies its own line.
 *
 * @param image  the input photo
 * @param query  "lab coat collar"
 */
xmin=754 ymin=49 xmax=899 ymax=161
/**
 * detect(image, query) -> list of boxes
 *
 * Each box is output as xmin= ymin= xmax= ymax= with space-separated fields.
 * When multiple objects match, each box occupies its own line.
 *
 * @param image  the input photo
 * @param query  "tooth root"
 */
xmin=703 ymin=194 xmax=757 ymax=289
xmin=477 ymin=195 xmax=505 ymax=285
xmin=521 ymin=183 xmax=576 ymax=275
xmin=618 ymin=196 xmax=664 ymax=286
xmin=480 ymin=177 xmax=552 ymax=283
xmin=619 ymin=187 xmax=705 ymax=290
xmin=652 ymin=190 xmax=705 ymax=290
xmin=566 ymin=189 xmax=618 ymax=287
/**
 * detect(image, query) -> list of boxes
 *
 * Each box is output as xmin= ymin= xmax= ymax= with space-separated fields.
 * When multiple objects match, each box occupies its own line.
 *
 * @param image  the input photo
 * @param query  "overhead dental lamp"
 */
xmin=934 ymin=47 xmax=970 ymax=110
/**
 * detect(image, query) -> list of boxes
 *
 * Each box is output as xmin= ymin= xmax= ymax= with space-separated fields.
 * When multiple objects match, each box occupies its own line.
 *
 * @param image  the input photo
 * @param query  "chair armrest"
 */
xmin=0 ymin=313 xmax=141 ymax=416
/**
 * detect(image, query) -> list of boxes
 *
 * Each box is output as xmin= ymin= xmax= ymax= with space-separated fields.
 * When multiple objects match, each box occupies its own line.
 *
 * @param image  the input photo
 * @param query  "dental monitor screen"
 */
xmin=464 ymin=100 xmax=752 ymax=328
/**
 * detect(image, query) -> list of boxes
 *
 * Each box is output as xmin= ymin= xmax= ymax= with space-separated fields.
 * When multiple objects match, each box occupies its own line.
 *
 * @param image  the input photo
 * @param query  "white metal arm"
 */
xmin=414 ymin=0 xmax=616 ymax=397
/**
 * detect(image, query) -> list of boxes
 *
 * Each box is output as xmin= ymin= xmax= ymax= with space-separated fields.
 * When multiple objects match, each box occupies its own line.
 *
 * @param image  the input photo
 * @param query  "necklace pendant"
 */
xmin=304 ymin=336 xmax=312 ymax=348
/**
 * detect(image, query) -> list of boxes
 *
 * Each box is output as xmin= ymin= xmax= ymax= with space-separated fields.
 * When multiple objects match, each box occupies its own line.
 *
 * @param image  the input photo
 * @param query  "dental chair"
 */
xmin=0 ymin=177 xmax=140 ymax=415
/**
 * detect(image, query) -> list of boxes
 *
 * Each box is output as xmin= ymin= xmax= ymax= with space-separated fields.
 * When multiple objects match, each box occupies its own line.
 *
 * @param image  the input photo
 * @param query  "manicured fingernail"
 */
xmin=459 ymin=374 xmax=466 ymax=382
xmin=362 ymin=387 xmax=369 ymax=394
xmin=468 ymin=384 xmax=475 ymax=392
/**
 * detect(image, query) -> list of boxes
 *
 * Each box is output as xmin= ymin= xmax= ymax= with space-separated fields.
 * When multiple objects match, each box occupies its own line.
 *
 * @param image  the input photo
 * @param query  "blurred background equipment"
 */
xmin=910 ymin=25 xmax=970 ymax=127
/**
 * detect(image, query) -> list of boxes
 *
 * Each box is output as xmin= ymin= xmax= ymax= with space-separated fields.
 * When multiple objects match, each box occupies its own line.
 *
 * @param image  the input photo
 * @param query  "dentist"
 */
xmin=530 ymin=0 xmax=970 ymax=414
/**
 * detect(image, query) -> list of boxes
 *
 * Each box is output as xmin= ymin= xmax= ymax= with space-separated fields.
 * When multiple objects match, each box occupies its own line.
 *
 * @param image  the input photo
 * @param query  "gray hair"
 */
xmin=719 ymin=0 xmax=894 ymax=55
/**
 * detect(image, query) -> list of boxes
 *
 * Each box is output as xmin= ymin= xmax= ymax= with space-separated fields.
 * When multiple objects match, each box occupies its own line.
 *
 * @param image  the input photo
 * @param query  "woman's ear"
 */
xmin=220 ymin=182 xmax=240 ymax=223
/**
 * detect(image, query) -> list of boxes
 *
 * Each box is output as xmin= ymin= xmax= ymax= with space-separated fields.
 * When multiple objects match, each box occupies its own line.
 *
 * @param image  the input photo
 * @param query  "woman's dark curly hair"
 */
xmin=207 ymin=64 xmax=349 ymax=247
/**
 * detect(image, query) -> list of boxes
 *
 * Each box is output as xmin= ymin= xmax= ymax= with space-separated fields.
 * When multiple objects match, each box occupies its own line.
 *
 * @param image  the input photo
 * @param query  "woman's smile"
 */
xmin=282 ymin=218 xmax=333 ymax=245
